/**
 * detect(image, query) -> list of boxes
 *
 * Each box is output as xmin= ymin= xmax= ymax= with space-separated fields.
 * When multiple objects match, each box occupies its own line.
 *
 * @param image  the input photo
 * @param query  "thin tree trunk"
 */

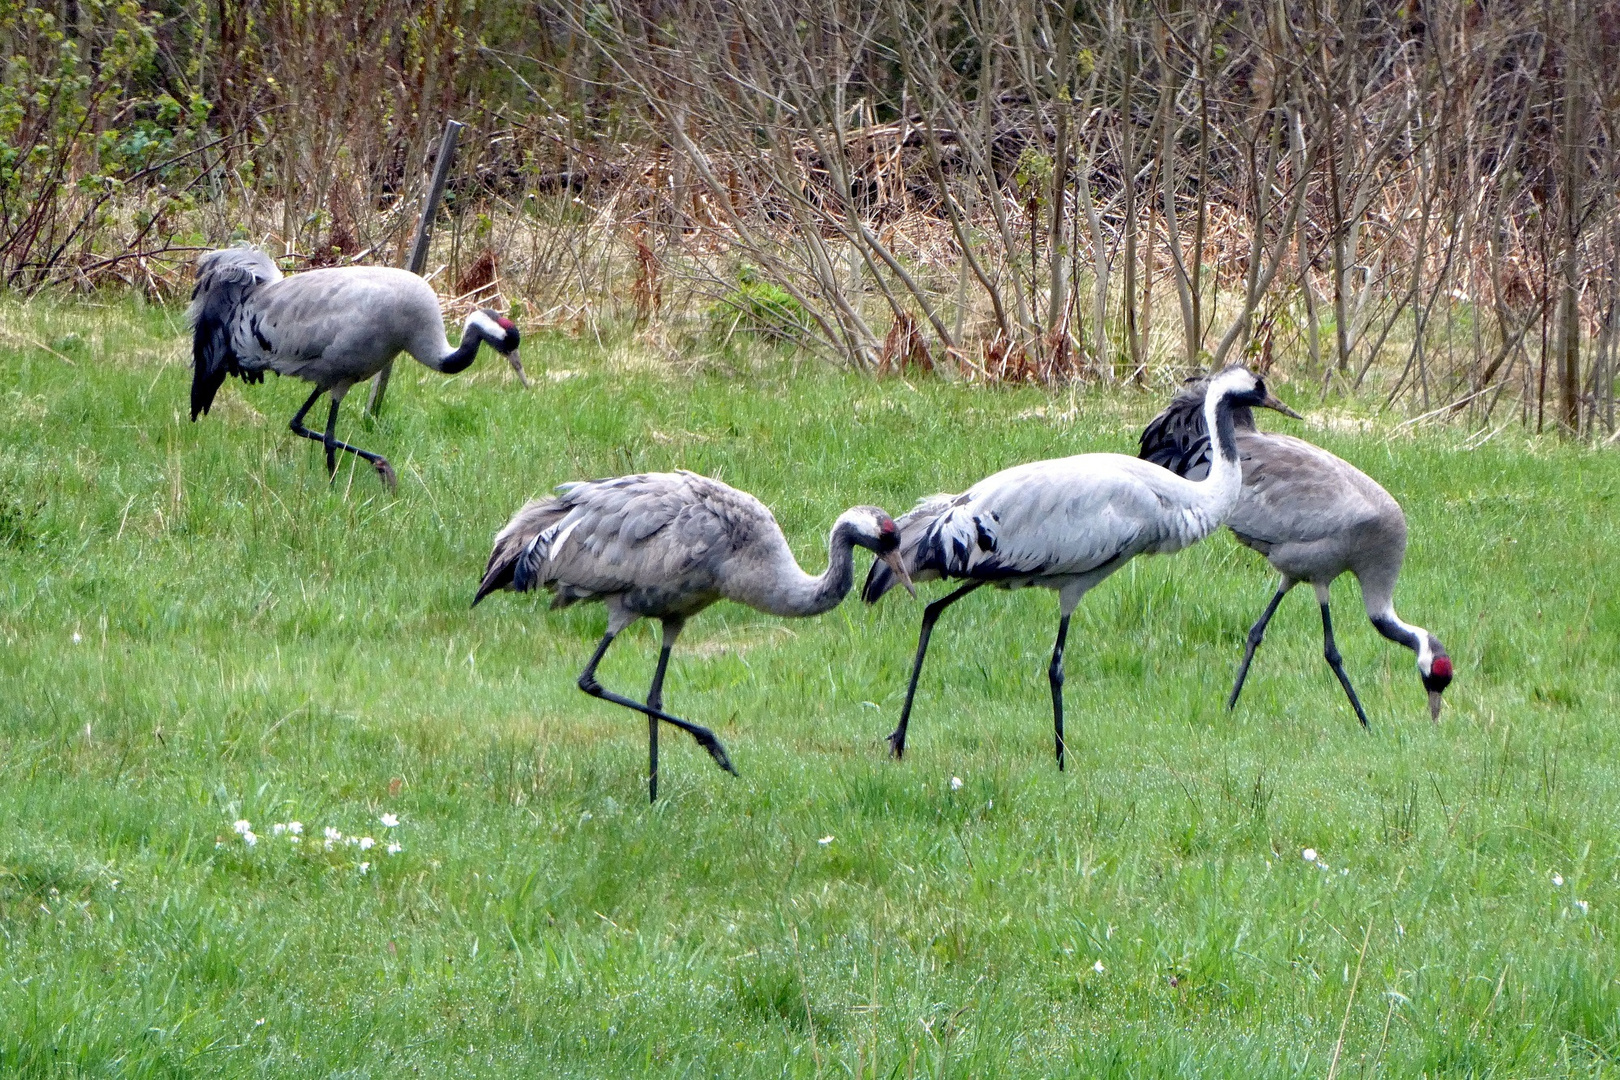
xmin=1557 ymin=0 xmax=1583 ymax=434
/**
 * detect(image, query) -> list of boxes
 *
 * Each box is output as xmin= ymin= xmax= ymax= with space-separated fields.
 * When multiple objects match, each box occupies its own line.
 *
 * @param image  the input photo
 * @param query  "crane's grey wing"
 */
xmin=908 ymin=457 xmax=1174 ymax=584
xmin=188 ymin=247 xmax=282 ymax=418
xmin=477 ymin=472 xmax=761 ymax=606
xmin=234 ymin=268 xmax=440 ymax=381
xmin=1226 ymin=432 xmax=1397 ymax=548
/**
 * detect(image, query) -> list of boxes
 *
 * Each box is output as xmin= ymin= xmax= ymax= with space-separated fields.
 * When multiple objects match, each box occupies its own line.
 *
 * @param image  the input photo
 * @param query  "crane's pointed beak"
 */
xmin=1428 ymin=689 xmax=1444 ymax=722
xmin=507 ymin=350 xmax=530 ymax=388
xmin=881 ymin=550 xmax=916 ymax=598
xmin=1260 ymin=391 xmax=1303 ymax=420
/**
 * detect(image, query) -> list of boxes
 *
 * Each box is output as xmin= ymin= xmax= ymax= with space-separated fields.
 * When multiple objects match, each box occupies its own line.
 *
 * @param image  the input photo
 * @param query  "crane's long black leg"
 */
xmin=1228 ymin=582 xmax=1291 ymax=711
xmin=1320 ymin=601 xmax=1371 ymax=729
xmin=578 ymin=630 xmax=735 ymax=783
xmin=1049 ymin=614 xmax=1071 ymax=771
xmin=288 ymin=387 xmax=324 ymax=434
xmin=889 ymin=581 xmax=984 ymax=760
xmin=288 ymin=390 xmax=397 ymax=490
xmin=643 ymin=619 xmax=682 ymax=804
xmin=323 ymin=397 xmax=340 ymax=476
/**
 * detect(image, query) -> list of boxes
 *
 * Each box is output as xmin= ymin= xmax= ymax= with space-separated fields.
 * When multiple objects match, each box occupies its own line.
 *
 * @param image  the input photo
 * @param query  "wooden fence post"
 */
xmin=366 ymin=118 xmax=465 ymax=416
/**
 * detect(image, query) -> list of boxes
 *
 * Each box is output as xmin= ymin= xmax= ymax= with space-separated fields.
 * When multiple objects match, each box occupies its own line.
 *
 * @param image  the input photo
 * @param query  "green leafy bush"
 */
xmin=711 ymin=266 xmax=806 ymax=342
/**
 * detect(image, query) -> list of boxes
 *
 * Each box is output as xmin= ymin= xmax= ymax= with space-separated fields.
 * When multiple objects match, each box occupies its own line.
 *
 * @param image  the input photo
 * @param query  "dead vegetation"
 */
xmin=6 ymin=1 xmax=1620 ymax=435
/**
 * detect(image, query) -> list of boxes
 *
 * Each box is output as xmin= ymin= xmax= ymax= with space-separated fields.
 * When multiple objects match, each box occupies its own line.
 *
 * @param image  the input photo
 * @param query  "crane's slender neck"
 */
xmin=434 ymin=315 xmax=489 ymax=374
xmin=1369 ymin=608 xmax=1436 ymax=668
xmin=747 ymin=518 xmax=865 ymax=618
xmin=1194 ymin=383 xmax=1245 ymax=514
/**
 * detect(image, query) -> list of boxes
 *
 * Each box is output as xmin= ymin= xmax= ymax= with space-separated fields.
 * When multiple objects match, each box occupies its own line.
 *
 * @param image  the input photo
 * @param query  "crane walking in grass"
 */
xmin=188 ymin=246 xmax=526 ymax=489
xmin=474 ymin=470 xmax=914 ymax=801
xmin=1138 ymin=376 xmax=1452 ymax=725
xmin=863 ymin=366 xmax=1299 ymax=767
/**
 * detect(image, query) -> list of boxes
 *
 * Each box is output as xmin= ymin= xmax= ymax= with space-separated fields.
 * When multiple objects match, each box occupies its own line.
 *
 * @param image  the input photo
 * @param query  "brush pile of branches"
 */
xmin=6 ymin=0 xmax=1620 ymax=435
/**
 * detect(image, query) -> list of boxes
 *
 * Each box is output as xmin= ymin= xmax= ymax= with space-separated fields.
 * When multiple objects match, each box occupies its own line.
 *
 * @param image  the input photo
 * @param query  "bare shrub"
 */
xmin=3 ymin=0 xmax=1620 ymax=433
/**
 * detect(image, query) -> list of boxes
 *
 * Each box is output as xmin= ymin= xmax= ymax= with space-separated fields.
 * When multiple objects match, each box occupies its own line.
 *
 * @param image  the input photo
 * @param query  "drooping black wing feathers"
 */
xmin=861 ymin=493 xmax=959 ymax=603
xmin=188 ymin=247 xmax=281 ymax=420
xmin=472 ymin=498 xmax=568 ymax=606
xmin=1137 ymin=376 xmax=1256 ymax=481
xmin=1137 ymin=380 xmax=1214 ymax=480
xmin=911 ymin=506 xmax=1000 ymax=576
xmin=862 ymin=493 xmax=1018 ymax=603
xmin=860 ymin=556 xmax=896 ymax=604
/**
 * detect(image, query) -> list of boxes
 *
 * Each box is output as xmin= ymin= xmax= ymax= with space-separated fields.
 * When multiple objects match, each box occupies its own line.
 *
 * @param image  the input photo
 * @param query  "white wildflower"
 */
xmin=1302 ymin=848 xmax=1317 ymax=862
xmin=242 ymin=830 xmax=258 ymax=847
xmin=323 ymin=826 xmax=342 ymax=841
xmin=379 ymin=813 xmax=399 ymax=828
xmin=1092 ymin=960 xmax=1106 ymax=974
xmin=1552 ymin=872 xmax=1565 ymax=887
xmin=272 ymin=823 xmax=287 ymax=836
xmin=71 ymin=632 xmax=82 ymax=644
xmin=233 ymin=820 xmax=252 ymax=835
xmin=950 ymin=777 xmax=963 ymax=791
xmin=358 ymin=836 xmax=375 ymax=850
xmin=386 ymin=842 xmax=402 ymax=855
xmin=818 ymin=836 xmax=834 ymax=846
xmin=287 ymin=821 xmax=303 ymax=835
xmin=358 ymin=861 xmax=370 ymax=874
xmin=1576 ymin=899 xmax=1590 ymax=914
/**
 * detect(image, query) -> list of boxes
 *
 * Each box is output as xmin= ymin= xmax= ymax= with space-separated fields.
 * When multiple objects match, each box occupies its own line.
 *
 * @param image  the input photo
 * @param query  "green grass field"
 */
xmin=2 ymin=297 xmax=1619 ymax=1077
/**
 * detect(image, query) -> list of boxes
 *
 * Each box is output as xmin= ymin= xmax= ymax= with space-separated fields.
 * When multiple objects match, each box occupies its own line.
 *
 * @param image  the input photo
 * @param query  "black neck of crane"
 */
xmin=1210 ymin=395 xmax=1241 ymax=466
xmin=1370 ymin=615 xmax=1421 ymax=653
xmin=440 ymin=324 xmax=486 ymax=374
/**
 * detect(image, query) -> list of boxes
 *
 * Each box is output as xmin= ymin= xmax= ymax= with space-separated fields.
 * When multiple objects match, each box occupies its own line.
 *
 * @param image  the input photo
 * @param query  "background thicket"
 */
xmin=6 ymin=0 xmax=1620 ymax=432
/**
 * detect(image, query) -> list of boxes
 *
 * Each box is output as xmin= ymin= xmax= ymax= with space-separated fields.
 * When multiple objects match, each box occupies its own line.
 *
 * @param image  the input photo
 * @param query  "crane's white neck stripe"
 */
xmin=1370 ymin=612 xmax=1434 ymax=671
xmin=466 ymin=310 xmax=506 ymax=342
xmin=1192 ymin=372 xmax=1247 ymax=526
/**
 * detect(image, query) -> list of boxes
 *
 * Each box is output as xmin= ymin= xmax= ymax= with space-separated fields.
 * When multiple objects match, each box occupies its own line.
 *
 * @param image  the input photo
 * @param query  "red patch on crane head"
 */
xmin=880 ymin=517 xmax=898 ymax=536
xmin=1430 ymin=656 xmax=1452 ymax=678
xmin=496 ymin=316 xmax=517 ymax=331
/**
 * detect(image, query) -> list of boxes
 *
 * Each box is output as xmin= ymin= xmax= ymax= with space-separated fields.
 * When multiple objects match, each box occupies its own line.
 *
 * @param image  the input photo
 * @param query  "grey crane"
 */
xmin=1138 ymin=375 xmax=1452 ymax=724
xmin=188 ymin=246 xmax=526 ymax=488
xmin=473 ymin=470 xmax=914 ymax=801
xmin=863 ymin=366 xmax=1298 ymax=766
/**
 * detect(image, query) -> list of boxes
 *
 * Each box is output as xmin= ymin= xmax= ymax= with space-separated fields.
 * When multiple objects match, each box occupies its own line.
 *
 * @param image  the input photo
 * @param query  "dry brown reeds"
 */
xmin=6 ymin=0 xmax=1620 ymax=435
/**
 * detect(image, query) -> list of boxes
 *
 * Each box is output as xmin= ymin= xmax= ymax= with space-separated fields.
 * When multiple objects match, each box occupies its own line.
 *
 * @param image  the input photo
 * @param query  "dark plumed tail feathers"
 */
xmin=1137 ymin=374 xmax=1257 ymax=481
xmin=861 ymin=493 xmax=959 ymax=604
xmin=472 ymin=498 xmax=568 ymax=606
xmin=188 ymin=247 xmax=281 ymax=420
